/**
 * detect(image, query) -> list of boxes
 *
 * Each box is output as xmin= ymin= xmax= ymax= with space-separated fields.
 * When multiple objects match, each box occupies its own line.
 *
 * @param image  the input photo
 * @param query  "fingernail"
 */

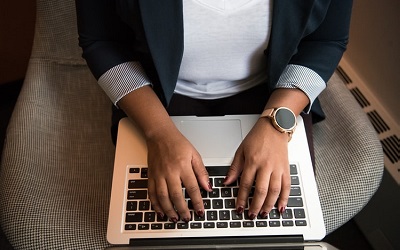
xmin=236 ymin=206 xmax=244 ymax=214
xmin=260 ymin=211 xmax=268 ymax=218
xmin=208 ymin=181 xmax=213 ymax=190
xmin=249 ymin=213 xmax=257 ymax=220
xmin=157 ymin=212 xmax=165 ymax=218
xmin=197 ymin=209 xmax=204 ymax=217
xmin=183 ymin=217 xmax=190 ymax=223
xmin=170 ymin=217 xmax=178 ymax=223
xmin=279 ymin=206 xmax=286 ymax=214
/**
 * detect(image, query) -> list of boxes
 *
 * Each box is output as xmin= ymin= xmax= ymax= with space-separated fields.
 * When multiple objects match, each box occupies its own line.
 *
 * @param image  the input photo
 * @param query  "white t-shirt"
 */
xmin=175 ymin=0 xmax=273 ymax=99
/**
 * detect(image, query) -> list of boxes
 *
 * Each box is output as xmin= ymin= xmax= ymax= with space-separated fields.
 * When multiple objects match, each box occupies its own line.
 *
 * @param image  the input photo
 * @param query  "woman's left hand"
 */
xmin=223 ymin=117 xmax=291 ymax=220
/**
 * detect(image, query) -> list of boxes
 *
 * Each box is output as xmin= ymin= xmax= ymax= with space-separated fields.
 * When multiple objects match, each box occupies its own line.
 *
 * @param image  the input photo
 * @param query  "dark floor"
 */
xmin=0 ymin=80 xmax=374 ymax=250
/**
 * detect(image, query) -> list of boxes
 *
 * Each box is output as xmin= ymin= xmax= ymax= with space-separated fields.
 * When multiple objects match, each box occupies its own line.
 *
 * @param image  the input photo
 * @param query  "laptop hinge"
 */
xmin=129 ymin=235 xmax=304 ymax=248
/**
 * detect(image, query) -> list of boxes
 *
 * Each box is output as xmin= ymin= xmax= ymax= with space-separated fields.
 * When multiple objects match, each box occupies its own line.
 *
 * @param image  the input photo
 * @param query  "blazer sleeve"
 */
xmin=290 ymin=0 xmax=353 ymax=82
xmin=75 ymin=0 xmax=151 ymax=105
xmin=276 ymin=0 xmax=353 ymax=115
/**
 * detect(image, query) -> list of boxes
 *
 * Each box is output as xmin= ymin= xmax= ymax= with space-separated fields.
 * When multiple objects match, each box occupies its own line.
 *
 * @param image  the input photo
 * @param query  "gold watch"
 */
xmin=260 ymin=107 xmax=297 ymax=141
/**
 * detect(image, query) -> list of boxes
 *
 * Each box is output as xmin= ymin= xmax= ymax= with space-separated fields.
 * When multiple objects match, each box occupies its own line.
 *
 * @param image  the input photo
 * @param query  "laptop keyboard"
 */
xmin=124 ymin=164 xmax=307 ymax=231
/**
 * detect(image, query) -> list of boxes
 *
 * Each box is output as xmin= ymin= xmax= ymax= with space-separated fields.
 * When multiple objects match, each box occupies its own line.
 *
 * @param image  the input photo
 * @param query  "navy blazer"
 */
xmin=76 ymin=0 xmax=353 ymax=121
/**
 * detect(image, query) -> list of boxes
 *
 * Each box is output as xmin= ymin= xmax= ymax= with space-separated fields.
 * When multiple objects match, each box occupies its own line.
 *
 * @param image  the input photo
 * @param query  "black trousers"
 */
xmin=111 ymin=84 xmax=315 ymax=169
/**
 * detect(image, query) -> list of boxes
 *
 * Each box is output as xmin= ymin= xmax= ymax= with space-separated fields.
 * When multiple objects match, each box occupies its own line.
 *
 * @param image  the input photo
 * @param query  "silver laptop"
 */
xmin=107 ymin=115 xmax=327 ymax=249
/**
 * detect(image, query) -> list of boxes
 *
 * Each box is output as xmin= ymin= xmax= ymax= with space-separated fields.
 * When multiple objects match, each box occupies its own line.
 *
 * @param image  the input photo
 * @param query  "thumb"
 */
xmin=224 ymin=146 xmax=244 ymax=185
xmin=192 ymin=151 xmax=212 ymax=192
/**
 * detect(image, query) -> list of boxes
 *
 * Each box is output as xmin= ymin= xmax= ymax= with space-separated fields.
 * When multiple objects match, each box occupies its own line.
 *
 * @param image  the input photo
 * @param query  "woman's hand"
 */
xmin=224 ymin=117 xmax=291 ymax=219
xmin=146 ymin=127 xmax=212 ymax=223
xmin=118 ymin=86 xmax=212 ymax=223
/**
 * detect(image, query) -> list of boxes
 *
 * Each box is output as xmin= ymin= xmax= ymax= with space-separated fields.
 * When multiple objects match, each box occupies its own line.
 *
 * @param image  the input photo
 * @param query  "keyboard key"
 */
xmin=138 ymin=224 xmax=150 ymax=230
xmin=200 ymin=189 xmax=208 ymax=198
xmin=295 ymin=220 xmax=307 ymax=226
xmin=219 ymin=210 xmax=230 ymax=220
xmin=164 ymin=223 xmax=176 ymax=229
xmin=209 ymin=189 xmax=220 ymax=198
xmin=290 ymin=186 xmax=302 ymax=196
xmin=129 ymin=168 xmax=140 ymax=174
xmin=224 ymin=199 xmax=235 ymax=209
xmin=125 ymin=224 xmax=136 ymax=230
xmin=256 ymin=221 xmax=268 ymax=227
xmin=204 ymin=222 xmax=215 ymax=228
xmin=233 ymin=188 xmax=239 ymax=197
xmin=221 ymin=188 xmax=232 ymax=197
xmin=127 ymin=190 xmax=147 ymax=200
xmin=207 ymin=211 xmax=218 ymax=221
xmin=126 ymin=212 xmax=143 ymax=222
xmin=203 ymin=199 xmax=211 ymax=209
xmin=214 ymin=178 xmax=225 ymax=187
xmin=193 ymin=213 xmax=205 ymax=221
xmin=291 ymin=176 xmax=300 ymax=185
xmin=151 ymin=224 xmax=163 ymax=230
xmin=231 ymin=210 xmax=243 ymax=220
xmin=217 ymin=222 xmax=229 ymax=228
xmin=139 ymin=201 xmax=150 ymax=210
xmin=269 ymin=209 xmax=280 ymax=219
xmin=177 ymin=223 xmax=189 ymax=229
xmin=282 ymin=220 xmax=294 ymax=227
xmin=282 ymin=209 xmax=293 ymax=219
xmin=212 ymin=199 xmax=224 ymax=209
xmin=126 ymin=201 xmax=137 ymax=211
xmin=288 ymin=198 xmax=303 ymax=207
xmin=128 ymin=179 xmax=148 ymax=189
xmin=230 ymin=221 xmax=241 ymax=228
xmin=190 ymin=222 xmax=202 ymax=229
xmin=243 ymin=221 xmax=255 ymax=227
xmin=290 ymin=164 xmax=298 ymax=175
xmin=141 ymin=168 xmax=148 ymax=178
xmin=244 ymin=210 xmax=251 ymax=220
xmin=269 ymin=221 xmax=281 ymax=227
xmin=144 ymin=212 xmax=156 ymax=222
xmin=157 ymin=214 xmax=168 ymax=222
xmin=294 ymin=209 xmax=306 ymax=218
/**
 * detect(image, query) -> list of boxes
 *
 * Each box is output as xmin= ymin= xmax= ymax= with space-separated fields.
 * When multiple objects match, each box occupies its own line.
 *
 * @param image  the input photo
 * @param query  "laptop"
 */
xmin=107 ymin=115 xmax=328 ymax=249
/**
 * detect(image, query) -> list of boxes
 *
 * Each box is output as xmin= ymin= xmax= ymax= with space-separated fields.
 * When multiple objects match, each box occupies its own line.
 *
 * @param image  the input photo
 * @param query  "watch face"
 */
xmin=275 ymin=108 xmax=296 ymax=130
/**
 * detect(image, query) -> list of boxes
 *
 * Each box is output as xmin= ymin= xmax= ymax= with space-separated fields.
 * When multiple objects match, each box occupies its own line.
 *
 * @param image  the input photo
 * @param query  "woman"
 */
xmin=76 ymin=0 xmax=352 ymax=223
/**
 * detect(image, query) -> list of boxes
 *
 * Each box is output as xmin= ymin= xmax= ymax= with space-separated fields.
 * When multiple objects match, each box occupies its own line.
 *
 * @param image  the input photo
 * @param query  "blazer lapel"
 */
xmin=138 ymin=0 xmax=184 ymax=104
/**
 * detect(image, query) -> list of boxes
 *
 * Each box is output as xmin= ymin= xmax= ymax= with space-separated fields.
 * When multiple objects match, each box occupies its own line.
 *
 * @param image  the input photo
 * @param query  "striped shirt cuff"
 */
xmin=276 ymin=64 xmax=326 ymax=113
xmin=98 ymin=61 xmax=152 ymax=106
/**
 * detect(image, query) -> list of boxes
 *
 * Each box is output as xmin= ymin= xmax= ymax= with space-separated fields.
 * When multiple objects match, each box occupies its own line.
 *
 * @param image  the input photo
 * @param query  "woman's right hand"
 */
xmin=145 ymin=125 xmax=212 ymax=223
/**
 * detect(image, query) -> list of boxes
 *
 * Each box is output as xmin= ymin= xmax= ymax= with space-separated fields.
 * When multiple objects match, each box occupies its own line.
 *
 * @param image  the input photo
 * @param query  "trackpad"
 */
xmin=178 ymin=119 xmax=243 ymax=159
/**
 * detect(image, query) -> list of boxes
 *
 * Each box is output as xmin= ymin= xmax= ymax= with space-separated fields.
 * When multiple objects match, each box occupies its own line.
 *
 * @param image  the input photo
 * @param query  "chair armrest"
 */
xmin=314 ymin=71 xmax=384 ymax=234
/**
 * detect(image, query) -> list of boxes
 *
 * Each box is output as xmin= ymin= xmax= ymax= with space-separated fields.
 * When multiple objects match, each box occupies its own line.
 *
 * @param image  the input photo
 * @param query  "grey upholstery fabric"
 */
xmin=0 ymin=0 xmax=383 ymax=249
xmin=314 ymin=72 xmax=384 ymax=234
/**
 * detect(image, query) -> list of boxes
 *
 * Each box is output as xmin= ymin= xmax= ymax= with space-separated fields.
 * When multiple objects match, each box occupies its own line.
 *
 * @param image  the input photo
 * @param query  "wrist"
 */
xmin=260 ymin=107 xmax=297 ymax=142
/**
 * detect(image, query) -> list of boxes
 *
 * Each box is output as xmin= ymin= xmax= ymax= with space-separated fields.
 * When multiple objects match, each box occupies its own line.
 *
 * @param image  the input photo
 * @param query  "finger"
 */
xmin=181 ymin=171 xmax=205 ymax=219
xmin=147 ymin=178 xmax=165 ymax=218
xmin=260 ymin=171 xmax=282 ymax=215
xmin=224 ymin=147 xmax=244 ymax=185
xmin=235 ymin=163 xmax=256 ymax=215
xmin=248 ymin=169 xmax=271 ymax=219
xmin=276 ymin=170 xmax=291 ymax=213
xmin=192 ymin=152 xmax=212 ymax=192
xmin=166 ymin=176 xmax=190 ymax=222
xmin=156 ymin=178 xmax=179 ymax=222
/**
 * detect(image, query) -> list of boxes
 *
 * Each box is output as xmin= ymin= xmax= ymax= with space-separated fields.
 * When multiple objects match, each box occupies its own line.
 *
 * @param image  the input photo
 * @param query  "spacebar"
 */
xmin=205 ymin=166 xmax=230 ymax=176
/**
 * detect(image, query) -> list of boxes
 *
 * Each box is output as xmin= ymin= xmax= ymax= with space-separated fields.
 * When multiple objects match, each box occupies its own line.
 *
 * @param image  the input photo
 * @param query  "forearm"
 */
xmin=117 ymin=86 xmax=176 ymax=139
xmin=264 ymin=88 xmax=309 ymax=117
